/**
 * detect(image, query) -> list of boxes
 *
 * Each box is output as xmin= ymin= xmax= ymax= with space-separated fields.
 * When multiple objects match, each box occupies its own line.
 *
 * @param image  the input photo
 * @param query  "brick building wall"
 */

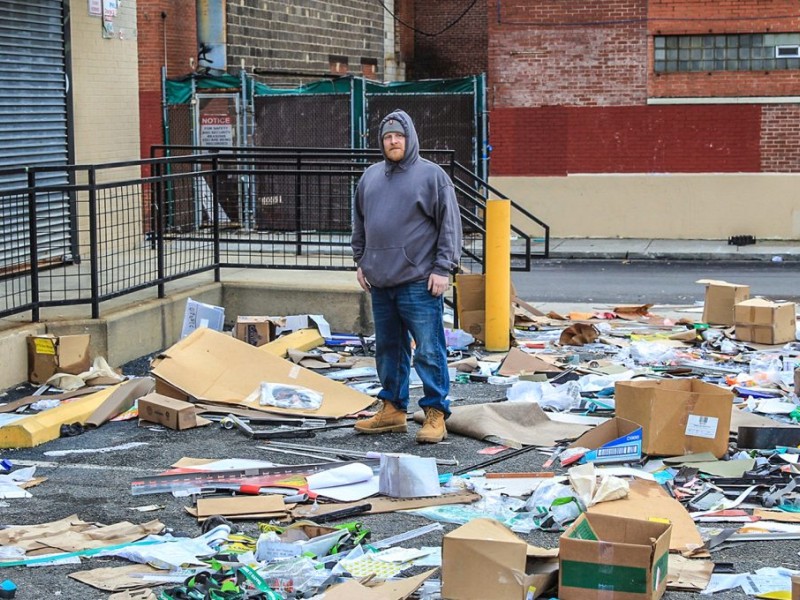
xmin=137 ymin=1 xmax=198 ymax=162
xmin=762 ymin=104 xmax=800 ymax=172
xmin=408 ymin=0 xmax=487 ymax=80
xmin=648 ymin=0 xmax=800 ymax=98
xmin=489 ymin=0 xmax=648 ymax=108
xmin=488 ymin=0 xmax=800 ymax=176
xmin=226 ymin=1 xmax=384 ymax=83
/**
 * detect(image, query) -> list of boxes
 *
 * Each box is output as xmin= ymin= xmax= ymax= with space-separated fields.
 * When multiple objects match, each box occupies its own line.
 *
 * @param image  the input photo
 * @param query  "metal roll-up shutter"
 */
xmin=0 ymin=0 xmax=70 ymax=272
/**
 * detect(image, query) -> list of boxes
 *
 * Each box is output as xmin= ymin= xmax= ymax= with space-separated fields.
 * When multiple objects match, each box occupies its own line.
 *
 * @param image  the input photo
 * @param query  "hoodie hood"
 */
xmin=379 ymin=109 xmax=419 ymax=171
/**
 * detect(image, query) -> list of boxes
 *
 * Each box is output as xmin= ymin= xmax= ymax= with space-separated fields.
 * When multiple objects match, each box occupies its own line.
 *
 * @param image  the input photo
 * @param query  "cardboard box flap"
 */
xmin=150 ymin=328 xmax=373 ymax=419
xmin=444 ymin=517 xmax=525 ymax=544
xmin=695 ymin=279 xmax=748 ymax=288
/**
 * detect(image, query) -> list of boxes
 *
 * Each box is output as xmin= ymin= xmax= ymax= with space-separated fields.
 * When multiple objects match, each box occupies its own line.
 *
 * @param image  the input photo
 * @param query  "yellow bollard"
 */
xmin=484 ymin=199 xmax=511 ymax=351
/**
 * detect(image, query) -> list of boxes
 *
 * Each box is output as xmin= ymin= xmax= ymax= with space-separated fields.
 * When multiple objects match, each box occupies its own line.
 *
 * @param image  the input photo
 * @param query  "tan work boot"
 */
xmin=354 ymin=401 xmax=408 ymax=434
xmin=416 ymin=407 xmax=447 ymax=444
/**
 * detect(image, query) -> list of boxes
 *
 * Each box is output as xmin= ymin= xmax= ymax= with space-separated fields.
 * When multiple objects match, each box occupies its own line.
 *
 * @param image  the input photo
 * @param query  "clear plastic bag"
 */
xmin=259 ymin=382 xmax=323 ymax=410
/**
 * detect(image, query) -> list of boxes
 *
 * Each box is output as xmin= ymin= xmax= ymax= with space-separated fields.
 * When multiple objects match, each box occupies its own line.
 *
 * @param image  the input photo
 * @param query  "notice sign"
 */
xmin=200 ymin=114 xmax=234 ymax=147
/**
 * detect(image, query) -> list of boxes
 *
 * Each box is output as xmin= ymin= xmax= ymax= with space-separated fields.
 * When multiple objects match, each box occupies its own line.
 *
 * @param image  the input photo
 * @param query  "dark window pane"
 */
xmin=787 ymin=58 xmax=800 ymax=69
xmin=777 ymin=58 xmax=788 ymax=69
xmin=764 ymin=58 xmax=776 ymax=69
xmin=726 ymin=48 xmax=738 ymax=59
xmin=654 ymin=36 xmax=666 ymax=49
xmin=691 ymin=36 xmax=702 ymax=48
xmin=655 ymin=60 xmax=666 ymax=72
xmin=725 ymin=60 xmax=738 ymax=70
xmin=715 ymin=35 xmax=726 ymax=47
xmin=679 ymin=49 xmax=691 ymax=60
xmin=666 ymin=60 xmax=678 ymax=71
xmin=752 ymin=59 xmax=763 ymax=69
xmin=752 ymin=34 xmax=764 ymax=46
xmin=739 ymin=48 xmax=750 ymax=59
xmin=740 ymin=35 xmax=752 ymax=47
xmin=667 ymin=49 xmax=678 ymax=60
xmin=715 ymin=48 xmax=725 ymax=60
xmin=691 ymin=49 xmax=702 ymax=59
xmin=679 ymin=37 xmax=691 ymax=48
xmin=702 ymin=48 xmax=714 ymax=59
xmin=703 ymin=35 xmax=714 ymax=47
xmin=738 ymin=59 xmax=751 ymax=70
xmin=727 ymin=35 xmax=739 ymax=47
xmin=714 ymin=60 xmax=726 ymax=70
xmin=667 ymin=37 xmax=678 ymax=49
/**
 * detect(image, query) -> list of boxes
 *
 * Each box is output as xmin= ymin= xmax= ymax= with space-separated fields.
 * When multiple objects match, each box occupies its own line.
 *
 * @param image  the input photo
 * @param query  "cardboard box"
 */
xmin=615 ymin=379 xmax=733 ymax=458
xmin=734 ymin=298 xmax=797 ymax=345
xmin=568 ymin=417 xmax=643 ymax=464
xmin=234 ymin=316 xmax=278 ymax=347
xmin=181 ymin=298 xmax=225 ymax=338
xmin=792 ymin=574 xmax=799 ymax=600
xmin=27 ymin=334 xmax=91 ymax=384
xmin=696 ymin=279 xmax=750 ymax=325
xmin=138 ymin=392 xmax=200 ymax=430
xmin=559 ymin=512 xmax=671 ymax=600
xmin=442 ymin=518 xmax=558 ymax=600
xmin=455 ymin=274 xmax=515 ymax=343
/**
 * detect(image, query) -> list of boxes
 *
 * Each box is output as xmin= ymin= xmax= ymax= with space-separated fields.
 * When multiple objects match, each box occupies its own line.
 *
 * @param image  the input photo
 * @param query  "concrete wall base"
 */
xmin=0 ymin=281 xmax=371 ymax=391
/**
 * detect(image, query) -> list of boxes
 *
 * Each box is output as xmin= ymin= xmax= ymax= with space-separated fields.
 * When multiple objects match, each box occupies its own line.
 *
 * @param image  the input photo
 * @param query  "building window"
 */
xmin=329 ymin=55 xmax=349 ymax=75
xmin=361 ymin=57 xmax=378 ymax=79
xmin=654 ymin=33 xmax=800 ymax=73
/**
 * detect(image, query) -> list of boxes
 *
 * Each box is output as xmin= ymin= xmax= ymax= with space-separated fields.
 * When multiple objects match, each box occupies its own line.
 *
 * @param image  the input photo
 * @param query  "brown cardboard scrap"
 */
xmin=85 ymin=378 xmax=155 ymax=427
xmin=27 ymin=333 xmax=91 ymax=384
xmin=754 ymin=509 xmax=800 ymax=523
xmin=413 ymin=402 xmax=592 ymax=448
xmin=195 ymin=495 xmax=286 ymax=517
xmin=37 ymin=519 xmax=164 ymax=552
xmin=0 ymin=515 xmax=94 ymax=551
xmin=666 ymin=555 xmax=713 ymax=591
xmin=0 ymin=386 xmax=106 ymax=414
xmin=149 ymin=328 xmax=373 ymax=419
xmin=69 ymin=564 xmax=173 ymax=592
xmin=291 ymin=491 xmax=480 ymax=520
xmin=613 ymin=304 xmax=653 ymax=319
xmin=558 ymin=323 xmax=598 ymax=346
xmin=588 ymin=479 xmax=703 ymax=554
xmin=109 ymin=591 xmax=157 ymax=600
xmin=260 ymin=329 xmax=325 ymax=358
xmin=498 ymin=347 xmax=561 ymax=377
xmin=322 ymin=568 xmax=437 ymax=600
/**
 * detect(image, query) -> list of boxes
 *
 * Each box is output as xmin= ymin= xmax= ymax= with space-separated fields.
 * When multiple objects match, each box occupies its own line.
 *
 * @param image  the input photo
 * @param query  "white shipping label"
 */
xmin=685 ymin=414 xmax=719 ymax=439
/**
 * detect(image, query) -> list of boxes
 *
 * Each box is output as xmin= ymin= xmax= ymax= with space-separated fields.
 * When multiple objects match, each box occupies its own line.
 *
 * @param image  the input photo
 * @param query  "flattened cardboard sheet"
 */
xmin=414 ymin=402 xmax=592 ymax=448
xmin=150 ymin=328 xmax=373 ymax=419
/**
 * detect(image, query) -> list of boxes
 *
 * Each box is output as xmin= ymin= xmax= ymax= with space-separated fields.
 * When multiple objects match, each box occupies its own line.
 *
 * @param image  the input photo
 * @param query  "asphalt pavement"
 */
xmin=2 ymin=239 xmax=800 ymax=598
xmin=0 ymin=350 xmax=795 ymax=599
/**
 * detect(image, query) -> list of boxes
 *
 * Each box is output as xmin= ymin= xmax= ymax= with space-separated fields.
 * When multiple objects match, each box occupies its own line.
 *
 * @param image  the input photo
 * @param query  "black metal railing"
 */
xmin=0 ymin=149 xmax=549 ymax=322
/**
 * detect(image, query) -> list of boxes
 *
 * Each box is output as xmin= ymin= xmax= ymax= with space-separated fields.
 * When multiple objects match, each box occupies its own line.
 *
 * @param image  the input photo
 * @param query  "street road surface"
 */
xmin=513 ymin=259 xmax=800 ymax=305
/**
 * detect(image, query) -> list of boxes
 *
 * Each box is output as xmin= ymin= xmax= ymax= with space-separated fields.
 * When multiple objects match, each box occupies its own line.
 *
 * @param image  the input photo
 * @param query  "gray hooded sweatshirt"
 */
xmin=351 ymin=110 xmax=462 ymax=289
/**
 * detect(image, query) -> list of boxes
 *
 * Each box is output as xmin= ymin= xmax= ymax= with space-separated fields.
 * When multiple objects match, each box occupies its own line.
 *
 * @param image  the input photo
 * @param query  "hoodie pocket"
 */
xmin=361 ymin=246 xmax=424 ymax=288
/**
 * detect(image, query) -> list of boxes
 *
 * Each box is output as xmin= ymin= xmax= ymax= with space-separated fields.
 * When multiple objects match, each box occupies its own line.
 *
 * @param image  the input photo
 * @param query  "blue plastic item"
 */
xmin=0 ymin=579 xmax=16 ymax=599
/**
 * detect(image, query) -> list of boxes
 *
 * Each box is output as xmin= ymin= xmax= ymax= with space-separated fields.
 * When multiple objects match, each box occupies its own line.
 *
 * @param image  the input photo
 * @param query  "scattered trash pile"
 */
xmin=1 ymin=280 xmax=800 ymax=599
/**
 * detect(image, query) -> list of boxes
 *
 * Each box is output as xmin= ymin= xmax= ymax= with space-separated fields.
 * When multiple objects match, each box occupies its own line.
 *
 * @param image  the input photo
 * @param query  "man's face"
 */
xmin=383 ymin=132 xmax=406 ymax=162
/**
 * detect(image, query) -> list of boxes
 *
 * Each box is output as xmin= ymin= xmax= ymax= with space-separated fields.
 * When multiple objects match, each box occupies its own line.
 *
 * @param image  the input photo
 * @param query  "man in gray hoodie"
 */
xmin=351 ymin=109 xmax=462 ymax=443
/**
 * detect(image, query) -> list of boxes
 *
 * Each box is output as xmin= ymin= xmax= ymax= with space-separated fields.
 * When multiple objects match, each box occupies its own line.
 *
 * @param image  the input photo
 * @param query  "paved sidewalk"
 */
xmin=546 ymin=238 xmax=800 ymax=261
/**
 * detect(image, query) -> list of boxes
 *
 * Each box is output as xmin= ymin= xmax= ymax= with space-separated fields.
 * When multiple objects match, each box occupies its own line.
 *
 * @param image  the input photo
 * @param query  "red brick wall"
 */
xmin=409 ymin=0 xmax=487 ymax=79
xmin=488 ymin=0 xmax=800 ymax=175
xmin=490 ymin=105 xmax=761 ymax=175
xmin=648 ymin=0 xmax=800 ymax=35
xmin=137 ymin=1 xmax=198 ymax=161
xmin=488 ymin=0 xmax=649 ymax=108
xmin=761 ymin=104 xmax=800 ymax=171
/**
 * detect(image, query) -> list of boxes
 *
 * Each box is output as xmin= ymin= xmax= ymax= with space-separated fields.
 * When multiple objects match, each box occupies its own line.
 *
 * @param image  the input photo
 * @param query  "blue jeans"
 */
xmin=370 ymin=280 xmax=450 ymax=417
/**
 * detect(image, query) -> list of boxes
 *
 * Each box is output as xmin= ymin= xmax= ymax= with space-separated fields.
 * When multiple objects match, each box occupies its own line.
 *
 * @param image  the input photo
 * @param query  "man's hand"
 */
xmin=356 ymin=267 xmax=371 ymax=292
xmin=428 ymin=273 xmax=449 ymax=297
